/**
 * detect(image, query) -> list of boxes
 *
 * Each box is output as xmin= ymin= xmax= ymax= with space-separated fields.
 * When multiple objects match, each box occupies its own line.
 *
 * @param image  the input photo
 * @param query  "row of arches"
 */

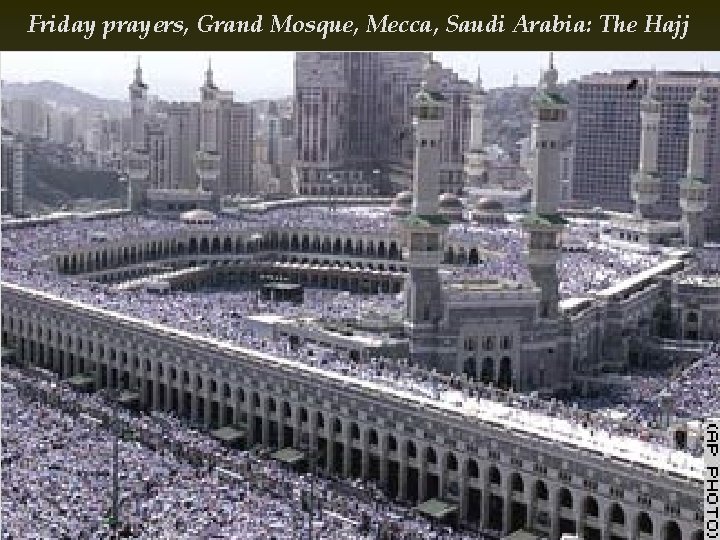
xmin=268 ymin=232 xmax=402 ymax=260
xmin=1 ymin=316 xmax=703 ymax=540
xmin=58 ymin=235 xmax=263 ymax=275
xmin=463 ymin=356 xmax=513 ymax=388
xmin=57 ymin=233 xmax=494 ymax=277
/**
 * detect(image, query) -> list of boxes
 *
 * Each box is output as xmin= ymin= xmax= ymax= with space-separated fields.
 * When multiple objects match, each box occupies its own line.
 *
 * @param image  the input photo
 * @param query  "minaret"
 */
xmin=630 ymin=74 xmax=663 ymax=219
xmin=126 ymin=57 xmax=150 ymax=211
xmin=402 ymin=75 xmax=449 ymax=370
xmin=194 ymin=58 xmax=221 ymax=208
xmin=679 ymin=79 xmax=710 ymax=247
xmin=522 ymin=53 xmax=568 ymax=319
xmin=464 ymin=67 xmax=487 ymax=187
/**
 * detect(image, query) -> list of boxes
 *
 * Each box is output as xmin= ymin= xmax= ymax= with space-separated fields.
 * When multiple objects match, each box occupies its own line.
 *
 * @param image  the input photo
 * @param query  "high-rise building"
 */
xmin=572 ymin=70 xmax=720 ymax=237
xmin=0 ymin=129 xmax=26 ymax=217
xmin=293 ymin=52 xmax=471 ymax=196
xmin=4 ymin=98 xmax=49 ymax=139
xmin=679 ymin=82 xmax=712 ymax=247
xmin=125 ymin=61 xmax=255 ymax=205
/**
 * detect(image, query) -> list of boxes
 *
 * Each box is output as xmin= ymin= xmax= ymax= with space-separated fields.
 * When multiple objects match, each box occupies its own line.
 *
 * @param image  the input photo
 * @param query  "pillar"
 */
xmin=549 ymin=487 xmax=559 ymax=540
xmin=379 ymin=432 xmax=389 ymax=489
xmin=261 ymin=394 xmax=270 ymax=446
xmin=203 ymin=388 xmax=211 ymax=427
xmin=361 ymin=429 xmax=371 ymax=479
xmin=398 ymin=449 xmax=408 ymax=501
xmin=342 ymin=422 xmax=352 ymax=477
xmin=418 ymin=447 xmax=427 ymax=502
xmin=292 ymin=404 xmax=302 ymax=448
xmin=152 ymin=369 xmax=161 ymax=410
xmin=459 ymin=458 xmax=470 ymax=521
xmin=245 ymin=389 xmax=255 ymax=444
xmin=325 ymin=415 xmax=335 ymax=475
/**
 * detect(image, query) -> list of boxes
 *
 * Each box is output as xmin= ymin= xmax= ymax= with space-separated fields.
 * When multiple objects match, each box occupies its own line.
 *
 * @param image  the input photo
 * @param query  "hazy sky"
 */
xmin=2 ymin=51 xmax=718 ymax=102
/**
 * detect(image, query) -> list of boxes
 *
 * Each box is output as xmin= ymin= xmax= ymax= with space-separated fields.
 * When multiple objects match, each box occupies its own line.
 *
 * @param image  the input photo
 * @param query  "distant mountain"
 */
xmin=1 ymin=80 xmax=126 ymax=113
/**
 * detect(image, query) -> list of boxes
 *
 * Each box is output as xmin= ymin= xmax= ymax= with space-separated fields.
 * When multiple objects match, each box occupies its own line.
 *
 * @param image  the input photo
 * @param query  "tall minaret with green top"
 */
xmin=522 ymin=53 xmax=568 ymax=319
xmin=679 ymin=79 xmax=710 ymax=247
xmin=630 ymin=74 xmax=663 ymax=219
xmin=403 ymin=73 xmax=450 ymax=369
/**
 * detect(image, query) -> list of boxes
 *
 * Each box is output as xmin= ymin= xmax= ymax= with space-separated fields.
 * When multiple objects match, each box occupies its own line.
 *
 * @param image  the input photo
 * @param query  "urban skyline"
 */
xmin=3 ymin=51 xmax=720 ymax=102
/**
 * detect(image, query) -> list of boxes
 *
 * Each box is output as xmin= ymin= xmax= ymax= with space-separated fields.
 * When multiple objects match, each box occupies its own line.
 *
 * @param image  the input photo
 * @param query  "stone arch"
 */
xmin=534 ymin=479 xmax=548 ymax=500
xmin=405 ymin=439 xmax=417 ymax=459
xmin=583 ymin=496 xmax=599 ymax=518
xmin=488 ymin=465 xmax=501 ymax=485
xmin=446 ymin=451 xmax=458 ymax=471
xmin=388 ymin=241 xmax=399 ymax=260
xmin=557 ymin=487 xmax=573 ymax=509
xmin=466 ymin=458 xmax=479 ymax=478
xmin=469 ymin=247 xmax=480 ymax=265
xmin=350 ymin=422 xmax=361 ymax=440
xmin=425 ymin=446 xmax=437 ymax=465
xmin=663 ymin=521 xmax=682 ymax=540
xmin=498 ymin=356 xmax=512 ymax=389
xmin=609 ymin=502 xmax=625 ymax=526
xmin=387 ymin=434 xmax=397 ymax=452
xmin=637 ymin=512 xmax=653 ymax=536
xmin=368 ymin=428 xmax=379 ymax=446
xmin=510 ymin=472 xmax=524 ymax=493
xmin=445 ymin=246 xmax=455 ymax=264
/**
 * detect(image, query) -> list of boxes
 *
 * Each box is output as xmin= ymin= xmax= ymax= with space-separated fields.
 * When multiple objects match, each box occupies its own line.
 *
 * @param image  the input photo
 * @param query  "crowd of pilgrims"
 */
xmin=1 ymin=366 xmax=490 ymax=540
xmin=574 ymin=342 xmax=720 ymax=427
xmin=2 ymin=209 xmax=718 ymax=537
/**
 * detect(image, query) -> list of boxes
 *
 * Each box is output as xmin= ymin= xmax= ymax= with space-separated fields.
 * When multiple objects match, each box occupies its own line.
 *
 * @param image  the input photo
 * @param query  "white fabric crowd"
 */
xmin=2 ymin=366 xmax=486 ymax=540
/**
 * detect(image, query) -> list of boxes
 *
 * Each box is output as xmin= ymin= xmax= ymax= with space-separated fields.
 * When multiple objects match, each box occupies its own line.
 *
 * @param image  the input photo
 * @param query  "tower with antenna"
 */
xmin=194 ymin=58 xmax=221 ymax=209
xmin=630 ymin=72 xmax=663 ymax=219
xmin=464 ymin=68 xmax=488 ymax=187
xmin=126 ymin=57 xmax=150 ymax=211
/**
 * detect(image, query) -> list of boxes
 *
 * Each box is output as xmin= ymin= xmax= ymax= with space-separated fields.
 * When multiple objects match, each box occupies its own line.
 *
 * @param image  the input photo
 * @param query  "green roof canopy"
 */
xmin=1 ymin=347 xmax=16 ymax=358
xmin=210 ymin=426 xmax=246 ymax=444
xmin=414 ymin=498 xmax=458 ymax=520
xmin=520 ymin=212 xmax=568 ymax=228
xmin=502 ymin=530 xmax=542 ymax=540
xmin=403 ymin=214 xmax=451 ymax=228
xmin=67 ymin=374 xmax=95 ymax=390
xmin=117 ymin=391 xmax=140 ymax=405
xmin=271 ymin=447 xmax=307 ymax=466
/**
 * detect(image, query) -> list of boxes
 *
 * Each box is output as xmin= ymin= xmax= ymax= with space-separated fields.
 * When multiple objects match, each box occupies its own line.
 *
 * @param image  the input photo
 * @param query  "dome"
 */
xmin=180 ymin=209 xmax=217 ymax=224
xmin=475 ymin=198 xmax=504 ymax=212
xmin=438 ymin=192 xmax=463 ymax=209
xmin=395 ymin=191 xmax=413 ymax=205
xmin=389 ymin=191 xmax=412 ymax=217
